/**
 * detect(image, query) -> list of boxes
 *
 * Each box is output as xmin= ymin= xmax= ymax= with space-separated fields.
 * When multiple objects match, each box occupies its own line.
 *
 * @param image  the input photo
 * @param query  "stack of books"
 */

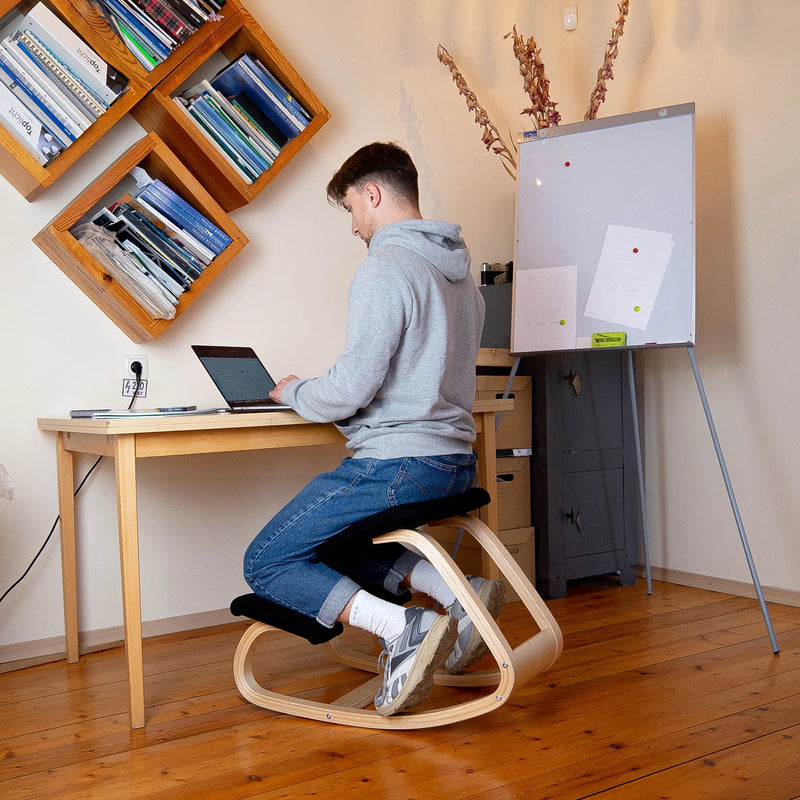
xmin=0 ymin=3 xmax=129 ymax=165
xmin=93 ymin=0 xmax=224 ymax=71
xmin=173 ymin=52 xmax=311 ymax=184
xmin=73 ymin=175 xmax=232 ymax=319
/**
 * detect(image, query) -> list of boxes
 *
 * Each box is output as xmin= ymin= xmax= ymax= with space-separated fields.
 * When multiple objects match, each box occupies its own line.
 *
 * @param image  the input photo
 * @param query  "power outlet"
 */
xmin=122 ymin=355 xmax=149 ymax=398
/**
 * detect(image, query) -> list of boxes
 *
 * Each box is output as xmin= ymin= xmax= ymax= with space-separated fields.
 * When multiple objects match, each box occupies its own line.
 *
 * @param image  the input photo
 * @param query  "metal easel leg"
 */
xmin=627 ymin=350 xmax=652 ymax=594
xmin=687 ymin=346 xmax=779 ymax=653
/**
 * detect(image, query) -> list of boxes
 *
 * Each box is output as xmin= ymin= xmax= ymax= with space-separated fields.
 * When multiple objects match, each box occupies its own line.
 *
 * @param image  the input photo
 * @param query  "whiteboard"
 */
xmin=511 ymin=103 xmax=695 ymax=354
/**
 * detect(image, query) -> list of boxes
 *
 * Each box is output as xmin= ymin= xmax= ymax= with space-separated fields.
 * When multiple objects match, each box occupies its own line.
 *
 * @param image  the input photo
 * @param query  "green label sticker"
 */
xmin=591 ymin=332 xmax=627 ymax=348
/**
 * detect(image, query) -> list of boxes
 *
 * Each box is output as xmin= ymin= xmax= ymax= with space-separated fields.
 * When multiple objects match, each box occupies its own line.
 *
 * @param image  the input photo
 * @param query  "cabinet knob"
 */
xmin=564 ymin=370 xmax=582 ymax=395
xmin=566 ymin=507 xmax=583 ymax=532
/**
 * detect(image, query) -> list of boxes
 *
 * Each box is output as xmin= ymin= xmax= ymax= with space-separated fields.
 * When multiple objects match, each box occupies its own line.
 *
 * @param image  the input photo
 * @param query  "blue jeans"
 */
xmin=244 ymin=454 xmax=476 ymax=627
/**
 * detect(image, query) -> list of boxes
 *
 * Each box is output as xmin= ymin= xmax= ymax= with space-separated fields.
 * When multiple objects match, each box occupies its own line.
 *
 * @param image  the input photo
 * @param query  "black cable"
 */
xmin=0 ymin=368 xmax=143 ymax=605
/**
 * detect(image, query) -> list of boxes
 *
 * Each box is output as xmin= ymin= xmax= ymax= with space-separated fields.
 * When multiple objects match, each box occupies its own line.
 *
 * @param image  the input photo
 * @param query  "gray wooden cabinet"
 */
xmin=527 ymin=351 xmax=639 ymax=599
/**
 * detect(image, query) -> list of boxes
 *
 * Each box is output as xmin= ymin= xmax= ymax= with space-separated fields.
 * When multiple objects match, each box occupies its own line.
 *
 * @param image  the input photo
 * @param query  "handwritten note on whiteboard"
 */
xmin=513 ymin=265 xmax=577 ymax=352
xmin=584 ymin=225 xmax=675 ymax=330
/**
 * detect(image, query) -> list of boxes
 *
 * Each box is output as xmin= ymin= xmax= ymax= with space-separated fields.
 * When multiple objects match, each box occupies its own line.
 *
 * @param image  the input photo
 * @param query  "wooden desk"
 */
xmin=37 ymin=399 xmax=510 ymax=729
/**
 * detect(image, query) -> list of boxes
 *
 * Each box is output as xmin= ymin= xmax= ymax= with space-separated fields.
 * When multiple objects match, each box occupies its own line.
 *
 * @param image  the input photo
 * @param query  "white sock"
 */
xmin=348 ymin=590 xmax=407 ymax=642
xmin=409 ymin=560 xmax=456 ymax=609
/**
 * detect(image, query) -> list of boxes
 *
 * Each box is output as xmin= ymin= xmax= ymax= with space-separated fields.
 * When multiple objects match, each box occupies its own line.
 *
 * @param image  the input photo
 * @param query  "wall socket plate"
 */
xmin=123 ymin=355 xmax=149 ymax=397
xmin=124 ymin=354 xmax=149 ymax=380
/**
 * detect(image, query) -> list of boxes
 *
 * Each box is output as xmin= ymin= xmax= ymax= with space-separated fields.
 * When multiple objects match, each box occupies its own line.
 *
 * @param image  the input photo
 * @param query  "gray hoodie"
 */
xmin=282 ymin=218 xmax=485 ymax=459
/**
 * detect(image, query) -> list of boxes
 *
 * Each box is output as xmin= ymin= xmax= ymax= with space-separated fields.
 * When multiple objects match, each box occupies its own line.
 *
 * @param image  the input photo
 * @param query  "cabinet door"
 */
xmin=562 ymin=468 xmax=625 ymax=559
xmin=554 ymin=351 xmax=624 ymax=454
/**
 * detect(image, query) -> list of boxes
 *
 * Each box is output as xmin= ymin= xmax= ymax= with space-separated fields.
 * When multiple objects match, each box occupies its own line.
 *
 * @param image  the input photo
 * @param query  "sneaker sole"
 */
xmin=447 ymin=579 xmax=506 ymax=674
xmin=376 ymin=614 xmax=457 ymax=717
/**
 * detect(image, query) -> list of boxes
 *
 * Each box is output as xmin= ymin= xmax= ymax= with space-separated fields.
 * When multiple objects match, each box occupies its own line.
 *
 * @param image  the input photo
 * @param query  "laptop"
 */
xmin=192 ymin=345 xmax=290 ymax=412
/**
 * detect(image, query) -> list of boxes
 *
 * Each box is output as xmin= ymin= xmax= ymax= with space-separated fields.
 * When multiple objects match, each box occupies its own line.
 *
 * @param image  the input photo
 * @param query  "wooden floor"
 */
xmin=2 ymin=578 xmax=800 ymax=799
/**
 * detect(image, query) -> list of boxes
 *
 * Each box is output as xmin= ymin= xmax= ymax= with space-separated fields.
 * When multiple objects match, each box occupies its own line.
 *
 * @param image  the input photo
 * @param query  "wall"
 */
xmin=1 ymin=0 xmax=798 ymax=658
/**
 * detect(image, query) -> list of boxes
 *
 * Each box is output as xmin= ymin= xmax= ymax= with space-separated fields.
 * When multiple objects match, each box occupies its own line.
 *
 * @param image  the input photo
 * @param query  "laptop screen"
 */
xmin=191 ymin=345 xmax=279 ymax=406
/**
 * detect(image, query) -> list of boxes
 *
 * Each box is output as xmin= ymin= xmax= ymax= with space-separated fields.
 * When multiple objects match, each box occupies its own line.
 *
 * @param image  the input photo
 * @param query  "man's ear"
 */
xmin=363 ymin=182 xmax=382 ymax=208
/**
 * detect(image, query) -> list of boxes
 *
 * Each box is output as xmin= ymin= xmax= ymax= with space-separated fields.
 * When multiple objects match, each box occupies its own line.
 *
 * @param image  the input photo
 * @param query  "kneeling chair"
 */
xmin=230 ymin=487 xmax=563 ymax=729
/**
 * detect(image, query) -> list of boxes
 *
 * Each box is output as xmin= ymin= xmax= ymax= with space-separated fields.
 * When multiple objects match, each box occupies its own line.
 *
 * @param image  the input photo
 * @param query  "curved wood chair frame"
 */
xmin=233 ymin=513 xmax=563 ymax=729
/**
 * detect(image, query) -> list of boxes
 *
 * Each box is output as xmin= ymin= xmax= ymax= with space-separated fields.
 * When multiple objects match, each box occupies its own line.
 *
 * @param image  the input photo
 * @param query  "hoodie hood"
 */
xmin=369 ymin=219 xmax=470 ymax=282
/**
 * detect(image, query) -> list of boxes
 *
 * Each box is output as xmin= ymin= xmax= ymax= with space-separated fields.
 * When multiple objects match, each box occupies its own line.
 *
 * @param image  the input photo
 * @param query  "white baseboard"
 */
xmin=640 ymin=566 xmax=800 ymax=608
xmin=5 ymin=570 xmax=799 ymax=669
xmin=0 ymin=607 xmax=236 ymax=669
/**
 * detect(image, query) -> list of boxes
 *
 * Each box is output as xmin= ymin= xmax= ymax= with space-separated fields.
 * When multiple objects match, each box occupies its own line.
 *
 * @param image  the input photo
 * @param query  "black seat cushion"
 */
xmin=230 ymin=593 xmax=343 ymax=644
xmin=315 ymin=486 xmax=491 ymax=563
xmin=230 ymin=487 xmax=491 ymax=644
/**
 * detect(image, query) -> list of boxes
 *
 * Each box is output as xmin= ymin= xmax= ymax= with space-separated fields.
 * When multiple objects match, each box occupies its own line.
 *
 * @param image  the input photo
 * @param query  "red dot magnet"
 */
xmin=564 ymin=161 xmax=571 ymax=167
xmin=632 ymin=247 xmax=639 ymax=253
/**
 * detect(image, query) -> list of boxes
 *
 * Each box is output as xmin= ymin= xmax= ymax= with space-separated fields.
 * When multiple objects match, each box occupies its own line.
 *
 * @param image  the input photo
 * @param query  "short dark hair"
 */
xmin=326 ymin=142 xmax=419 ymax=208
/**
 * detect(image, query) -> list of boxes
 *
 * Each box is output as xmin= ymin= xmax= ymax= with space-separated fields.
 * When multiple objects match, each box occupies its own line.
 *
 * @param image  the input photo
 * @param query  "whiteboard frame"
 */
xmin=510 ymin=103 xmax=696 ymax=355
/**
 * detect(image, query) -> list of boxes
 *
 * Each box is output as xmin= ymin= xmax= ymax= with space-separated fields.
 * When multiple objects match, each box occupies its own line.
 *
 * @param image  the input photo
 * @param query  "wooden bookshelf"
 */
xmin=130 ymin=4 xmax=330 ymax=212
xmin=33 ymin=132 xmax=248 ymax=341
xmin=9 ymin=0 xmax=328 ymax=339
xmin=0 ymin=0 xmax=244 ymax=200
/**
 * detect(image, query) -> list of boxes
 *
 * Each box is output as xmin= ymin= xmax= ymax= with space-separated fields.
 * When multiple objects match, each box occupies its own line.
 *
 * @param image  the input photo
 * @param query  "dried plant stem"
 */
xmin=437 ymin=44 xmax=517 ymax=179
xmin=585 ymin=0 xmax=630 ymax=121
xmin=505 ymin=26 xmax=561 ymax=129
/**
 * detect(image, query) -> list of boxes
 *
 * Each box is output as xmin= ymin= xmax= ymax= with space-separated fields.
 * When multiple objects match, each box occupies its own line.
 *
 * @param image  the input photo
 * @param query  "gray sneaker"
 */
xmin=445 ymin=576 xmax=506 ymax=673
xmin=374 ymin=607 xmax=457 ymax=717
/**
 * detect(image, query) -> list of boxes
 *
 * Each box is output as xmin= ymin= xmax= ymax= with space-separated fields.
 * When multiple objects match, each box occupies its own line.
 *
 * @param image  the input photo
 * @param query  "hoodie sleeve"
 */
xmin=282 ymin=258 xmax=412 ymax=423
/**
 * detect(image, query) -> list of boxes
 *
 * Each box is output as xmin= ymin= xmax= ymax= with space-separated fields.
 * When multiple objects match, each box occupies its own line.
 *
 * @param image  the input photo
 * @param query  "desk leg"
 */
xmin=475 ymin=411 xmax=500 ymax=579
xmin=114 ymin=434 xmax=146 ymax=729
xmin=56 ymin=433 xmax=79 ymax=664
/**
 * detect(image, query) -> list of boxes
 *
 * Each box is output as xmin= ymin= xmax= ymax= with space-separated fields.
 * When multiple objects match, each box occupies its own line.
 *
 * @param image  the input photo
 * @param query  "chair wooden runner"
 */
xmin=231 ymin=489 xmax=563 ymax=729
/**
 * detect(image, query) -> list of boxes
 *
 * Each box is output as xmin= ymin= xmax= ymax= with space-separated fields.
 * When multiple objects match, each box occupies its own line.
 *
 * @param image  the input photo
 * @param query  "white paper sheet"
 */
xmin=584 ymin=225 xmax=675 ymax=330
xmin=512 ymin=265 xmax=577 ymax=352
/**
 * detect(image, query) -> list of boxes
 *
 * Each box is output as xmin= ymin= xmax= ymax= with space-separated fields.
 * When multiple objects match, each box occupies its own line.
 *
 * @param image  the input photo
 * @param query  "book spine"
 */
xmin=247 ymin=54 xmax=310 ymax=126
xmin=99 ymin=0 xmax=172 ymax=61
xmin=163 ymin=0 xmax=207 ymax=28
xmin=110 ymin=214 xmax=195 ymax=287
xmin=24 ymin=2 xmax=128 ymax=103
xmin=239 ymin=55 xmax=306 ymax=133
xmin=119 ymin=238 xmax=185 ymax=299
xmin=172 ymin=95 xmax=253 ymax=183
xmin=139 ymin=178 xmax=232 ymax=252
xmin=201 ymin=83 xmax=276 ymax=166
xmin=130 ymin=0 xmax=195 ymax=43
xmin=114 ymin=0 xmax=179 ymax=48
xmin=113 ymin=17 xmax=158 ymax=71
xmin=231 ymin=95 xmax=284 ymax=154
xmin=122 ymin=195 xmax=211 ymax=270
xmin=16 ymin=32 xmax=105 ymax=119
xmin=132 ymin=194 xmax=215 ymax=264
xmin=185 ymin=100 xmax=258 ymax=181
xmin=190 ymin=94 xmax=269 ymax=174
xmin=230 ymin=98 xmax=280 ymax=159
xmin=1 ymin=38 xmax=92 ymax=131
xmin=0 ymin=55 xmax=73 ymax=147
xmin=118 ymin=205 xmax=204 ymax=277
xmin=0 ymin=79 xmax=54 ymax=164
xmin=0 ymin=48 xmax=79 ymax=142
xmin=212 ymin=59 xmax=300 ymax=140
xmin=22 ymin=29 xmax=109 ymax=111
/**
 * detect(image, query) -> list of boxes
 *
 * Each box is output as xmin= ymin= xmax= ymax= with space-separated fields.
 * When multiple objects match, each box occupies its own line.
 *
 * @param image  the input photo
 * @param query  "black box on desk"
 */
xmin=479 ymin=283 xmax=513 ymax=349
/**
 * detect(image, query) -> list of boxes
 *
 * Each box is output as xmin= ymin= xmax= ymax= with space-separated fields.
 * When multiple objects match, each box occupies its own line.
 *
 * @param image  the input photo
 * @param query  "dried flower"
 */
xmin=439 ymin=2 xmax=630 ymax=179
xmin=585 ymin=0 xmax=630 ymax=120
xmin=437 ymin=44 xmax=517 ymax=179
xmin=505 ymin=26 xmax=561 ymax=129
